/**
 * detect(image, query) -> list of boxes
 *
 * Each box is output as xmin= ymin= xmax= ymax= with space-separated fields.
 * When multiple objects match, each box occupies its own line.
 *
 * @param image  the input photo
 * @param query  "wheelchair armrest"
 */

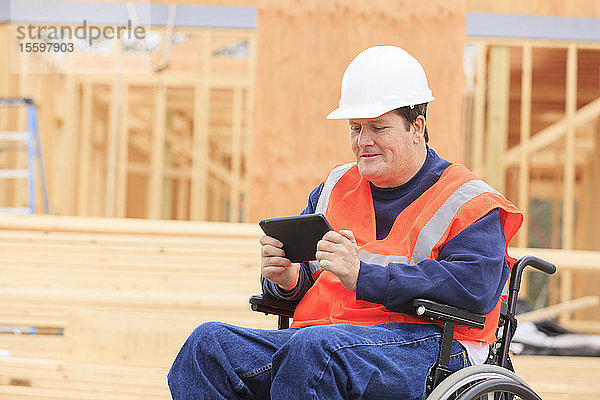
xmin=249 ymin=295 xmax=485 ymax=330
xmin=249 ymin=294 xmax=299 ymax=318
xmin=411 ymin=299 xmax=485 ymax=330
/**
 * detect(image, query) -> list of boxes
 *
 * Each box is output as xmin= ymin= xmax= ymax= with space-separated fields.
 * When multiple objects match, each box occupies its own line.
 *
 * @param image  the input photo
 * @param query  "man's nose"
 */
xmin=358 ymin=129 xmax=374 ymax=148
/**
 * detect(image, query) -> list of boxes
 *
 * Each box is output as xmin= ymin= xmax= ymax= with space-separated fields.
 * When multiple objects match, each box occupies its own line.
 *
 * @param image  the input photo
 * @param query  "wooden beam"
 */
xmin=560 ymin=45 xmax=577 ymax=324
xmin=162 ymin=144 xmax=174 ymax=219
xmin=518 ymin=296 xmax=600 ymax=323
xmin=242 ymin=33 xmax=256 ymax=222
xmin=115 ymin=84 xmax=130 ymax=218
xmin=76 ymin=83 xmax=93 ymax=216
xmin=175 ymin=179 xmax=189 ymax=220
xmin=508 ymin=247 xmax=600 ymax=271
xmin=551 ymin=166 xmax=561 ymax=248
xmin=230 ymin=88 xmax=243 ymax=222
xmin=61 ymin=74 xmax=78 ymax=214
xmin=468 ymin=37 xmax=600 ymax=50
xmin=78 ymin=72 xmax=250 ymax=89
xmin=148 ymin=77 xmax=167 ymax=219
xmin=574 ymin=167 xmax=591 ymax=250
xmin=104 ymin=44 xmax=123 ymax=218
xmin=95 ymin=108 xmax=109 ymax=216
xmin=562 ymin=44 xmax=577 ymax=251
xmin=190 ymin=32 xmax=211 ymax=221
xmin=592 ymin=121 xmax=600 ymax=250
xmin=505 ymin=96 xmax=600 ymax=166
xmin=526 ymin=144 xmax=593 ymax=168
xmin=470 ymin=42 xmax=487 ymax=177
xmin=530 ymin=176 xmax=590 ymax=200
xmin=485 ymin=46 xmax=510 ymax=192
xmin=518 ymin=43 xmax=532 ymax=248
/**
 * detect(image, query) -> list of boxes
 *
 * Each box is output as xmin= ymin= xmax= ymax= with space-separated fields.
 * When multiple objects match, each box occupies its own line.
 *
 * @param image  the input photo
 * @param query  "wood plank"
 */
xmin=593 ymin=122 xmax=600 ymax=250
xmin=190 ymin=32 xmax=211 ymax=221
xmin=485 ymin=46 xmax=510 ymax=192
xmin=0 ymin=214 xmax=598 ymax=399
xmin=505 ymin=96 xmax=600 ymax=166
xmin=513 ymin=355 xmax=600 ymax=400
xmin=518 ymin=296 xmax=599 ymax=322
xmin=518 ymin=43 xmax=532 ymax=249
xmin=0 ymin=214 xmax=261 ymax=237
xmin=243 ymin=33 xmax=257 ymax=222
xmin=230 ymin=87 xmax=243 ymax=222
xmin=470 ymin=41 xmax=487 ymax=177
xmin=115 ymin=84 xmax=130 ymax=218
xmin=0 ymin=232 xmax=260 ymax=252
xmin=175 ymin=178 xmax=189 ymax=220
xmin=468 ymin=37 xmax=600 ymax=50
xmin=509 ymin=247 xmax=600 ymax=270
xmin=0 ymin=335 xmax=66 ymax=360
xmin=560 ymin=45 xmax=578 ymax=322
xmin=562 ymin=45 xmax=577 ymax=251
xmin=0 ymin=357 xmax=169 ymax=400
xmin=147 ymin=77 xmax=167 ymax=219
xmin=76 ymin=83 xmax=92 ymax=216
xmin=104 ymin=73 xmax=123 ymax=218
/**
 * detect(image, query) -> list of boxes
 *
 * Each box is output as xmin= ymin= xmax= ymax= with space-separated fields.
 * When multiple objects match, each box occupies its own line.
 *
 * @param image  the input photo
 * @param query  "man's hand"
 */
xmin=316 ymin=230 xmax=360 ymax=292
xmin=260 ymin=235 xmax=299 ymax=291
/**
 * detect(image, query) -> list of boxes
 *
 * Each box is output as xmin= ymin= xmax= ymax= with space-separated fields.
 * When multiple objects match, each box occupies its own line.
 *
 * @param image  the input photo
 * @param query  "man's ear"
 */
xmin=412 ymin=115 xmax=426 ymax=144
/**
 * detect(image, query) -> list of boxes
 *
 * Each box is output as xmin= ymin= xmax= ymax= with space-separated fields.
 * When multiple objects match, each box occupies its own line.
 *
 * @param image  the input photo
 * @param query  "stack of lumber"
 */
xmin=0 ymin=214 xmax=272 ymax=399
xmin=2 ymin=214 xmax=600 ymax=399
xmin=513 ymin=355 xmax=600 ymax=399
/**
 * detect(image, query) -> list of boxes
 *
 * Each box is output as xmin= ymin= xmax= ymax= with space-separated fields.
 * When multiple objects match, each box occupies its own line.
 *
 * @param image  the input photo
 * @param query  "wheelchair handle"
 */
xmin=499 ymin=255 xmax=556 ymax=368
xmin=509 ymin=255 xmax=556 ymax=292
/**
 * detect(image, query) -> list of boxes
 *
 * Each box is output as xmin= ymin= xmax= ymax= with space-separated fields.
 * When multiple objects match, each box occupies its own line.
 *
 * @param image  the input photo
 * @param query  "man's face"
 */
xmin=349 ymin=110 xmax=426 ymax=188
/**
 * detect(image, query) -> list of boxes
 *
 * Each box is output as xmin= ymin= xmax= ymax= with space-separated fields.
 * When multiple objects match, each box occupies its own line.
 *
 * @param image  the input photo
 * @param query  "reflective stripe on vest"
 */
xmin=309 ymin=162 xmax=356 ymax=274
xmin=315 ymin=162 xmax=356 ymax=214
xmin=313 ymin=167 xmax=499 ymax=268
xmin=359 ymin=250 xmax=409 ymax=266
xmin=410 ymin=179 xmax=499 ymax=264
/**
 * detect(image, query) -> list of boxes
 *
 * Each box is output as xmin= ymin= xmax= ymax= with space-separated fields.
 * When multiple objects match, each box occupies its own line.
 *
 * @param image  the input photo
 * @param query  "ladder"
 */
xmin=0 ymin=98 xmax=49 ymax=214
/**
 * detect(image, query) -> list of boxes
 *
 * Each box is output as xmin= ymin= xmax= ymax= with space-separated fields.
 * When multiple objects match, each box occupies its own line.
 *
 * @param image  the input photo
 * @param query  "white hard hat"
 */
xmin=326 ymin=46 xmax=435 ymax=119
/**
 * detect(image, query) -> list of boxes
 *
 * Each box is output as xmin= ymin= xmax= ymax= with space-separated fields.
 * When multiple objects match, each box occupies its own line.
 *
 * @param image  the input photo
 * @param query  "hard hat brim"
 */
xmin=325 ymin=96 xmax=434 ymax=120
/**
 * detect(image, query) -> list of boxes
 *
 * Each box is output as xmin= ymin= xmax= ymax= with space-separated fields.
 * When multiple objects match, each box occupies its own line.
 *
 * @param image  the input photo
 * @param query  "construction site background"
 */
xmin=1 ymin=1 xmax=599 ymax=399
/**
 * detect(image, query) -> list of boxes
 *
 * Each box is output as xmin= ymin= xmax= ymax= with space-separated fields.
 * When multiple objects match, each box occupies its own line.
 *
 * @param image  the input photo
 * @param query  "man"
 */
xmin=168 ymin=45 xmax=523 ymax=399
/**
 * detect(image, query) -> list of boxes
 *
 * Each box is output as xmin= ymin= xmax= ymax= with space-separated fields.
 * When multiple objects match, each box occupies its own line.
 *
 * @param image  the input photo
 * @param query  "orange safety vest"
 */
xmin=291 ymin=163 xmax=523 ymax=345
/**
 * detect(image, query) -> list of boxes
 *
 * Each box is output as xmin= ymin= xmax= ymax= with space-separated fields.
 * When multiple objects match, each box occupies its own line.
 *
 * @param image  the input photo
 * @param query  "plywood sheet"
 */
xmin=249 ymin=0 xmax=467 ymax=221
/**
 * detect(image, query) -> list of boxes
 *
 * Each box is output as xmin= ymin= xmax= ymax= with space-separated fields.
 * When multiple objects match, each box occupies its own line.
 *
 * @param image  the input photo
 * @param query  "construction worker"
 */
xmin=168 ymin=45 xmax=523 ymax=399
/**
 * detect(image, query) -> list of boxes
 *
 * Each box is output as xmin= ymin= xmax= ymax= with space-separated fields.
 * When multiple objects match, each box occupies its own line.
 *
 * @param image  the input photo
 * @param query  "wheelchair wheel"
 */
xmin=426 ymin=365 xmax=536 ymax=400
xmin=454 ymin=377 xmax=542 ymax=400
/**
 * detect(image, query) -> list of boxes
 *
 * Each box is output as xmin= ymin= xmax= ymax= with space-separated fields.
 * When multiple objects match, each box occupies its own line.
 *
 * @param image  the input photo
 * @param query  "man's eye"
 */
xmin=350 ymin=126 xmax=361 ymax=133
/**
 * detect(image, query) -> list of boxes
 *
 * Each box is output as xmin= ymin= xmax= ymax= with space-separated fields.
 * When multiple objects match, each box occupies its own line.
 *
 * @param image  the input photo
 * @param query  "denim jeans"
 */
xmin=167 ymin=322 xmax=470 ymax=400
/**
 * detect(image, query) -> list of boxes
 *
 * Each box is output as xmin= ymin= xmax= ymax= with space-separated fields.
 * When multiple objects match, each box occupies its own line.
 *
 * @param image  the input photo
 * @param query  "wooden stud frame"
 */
xmin=0 ymin=25 xmax=256 ymax=222
xmin=466 ymin=37 xmax=600 ymax=324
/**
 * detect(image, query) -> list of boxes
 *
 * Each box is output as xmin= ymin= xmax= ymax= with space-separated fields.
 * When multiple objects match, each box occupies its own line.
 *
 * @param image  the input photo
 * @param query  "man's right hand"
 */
xmin=260 ymin=235 xmax=299 ymax=291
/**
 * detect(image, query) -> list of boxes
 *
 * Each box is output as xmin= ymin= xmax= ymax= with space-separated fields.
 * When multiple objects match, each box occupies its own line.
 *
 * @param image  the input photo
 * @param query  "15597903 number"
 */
xmin=19 ymin=42 xmax=74 ymax=52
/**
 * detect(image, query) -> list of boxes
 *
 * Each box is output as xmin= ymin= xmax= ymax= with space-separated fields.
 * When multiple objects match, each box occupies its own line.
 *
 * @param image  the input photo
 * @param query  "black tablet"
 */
xmin=259 ymin=213 xmax=333 ymax=263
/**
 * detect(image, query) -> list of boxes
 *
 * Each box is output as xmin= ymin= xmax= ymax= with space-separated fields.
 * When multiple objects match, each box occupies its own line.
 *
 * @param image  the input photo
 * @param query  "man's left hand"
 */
xmin=316 ymin=230 xmax=360 ymax=292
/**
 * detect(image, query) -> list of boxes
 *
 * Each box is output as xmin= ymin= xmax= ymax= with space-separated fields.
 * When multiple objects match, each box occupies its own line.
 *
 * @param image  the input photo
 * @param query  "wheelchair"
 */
xmin=250 ymin=255 xmax=556 ymax=399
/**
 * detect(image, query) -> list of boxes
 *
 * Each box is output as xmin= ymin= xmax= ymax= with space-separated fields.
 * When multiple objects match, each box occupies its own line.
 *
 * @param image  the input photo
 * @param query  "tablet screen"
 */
xmin=259 ymin=213 xmax=332 ymax=263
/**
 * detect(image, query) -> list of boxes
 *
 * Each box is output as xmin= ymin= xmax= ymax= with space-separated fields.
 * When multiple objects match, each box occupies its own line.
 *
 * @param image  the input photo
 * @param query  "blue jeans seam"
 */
xmin=239 ymin=362 xmax=273 ymax=379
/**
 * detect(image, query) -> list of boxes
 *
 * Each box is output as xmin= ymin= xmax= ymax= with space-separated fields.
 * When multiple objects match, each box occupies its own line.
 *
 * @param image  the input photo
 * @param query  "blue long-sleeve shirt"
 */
xmin=261 ymin=147 xmax=509 ymax=315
